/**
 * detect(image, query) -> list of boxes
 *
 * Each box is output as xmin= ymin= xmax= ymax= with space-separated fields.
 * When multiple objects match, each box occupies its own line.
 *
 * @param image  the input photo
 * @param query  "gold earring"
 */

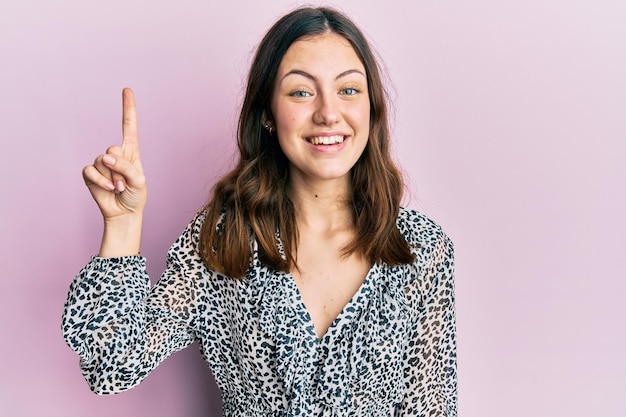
xmin=264 ymin=124 xmax=274 ymax=135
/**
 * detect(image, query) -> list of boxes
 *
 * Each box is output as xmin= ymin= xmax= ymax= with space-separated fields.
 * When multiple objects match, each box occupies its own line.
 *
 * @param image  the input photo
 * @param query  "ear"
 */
xmin=262 ymin=111 xmax=275 ymax=135
xmin=261 ymin=110 xmax=274 ymax=126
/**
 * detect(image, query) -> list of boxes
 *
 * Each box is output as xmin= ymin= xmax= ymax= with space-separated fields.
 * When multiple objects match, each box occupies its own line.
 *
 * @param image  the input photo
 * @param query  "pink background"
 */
xmin=1 ymin=1 xmax=624 ymax=416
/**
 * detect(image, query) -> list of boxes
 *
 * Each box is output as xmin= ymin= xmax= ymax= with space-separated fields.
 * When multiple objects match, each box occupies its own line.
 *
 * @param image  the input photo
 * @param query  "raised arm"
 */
xmin=82 ymin=88 xmax=147 ymax=257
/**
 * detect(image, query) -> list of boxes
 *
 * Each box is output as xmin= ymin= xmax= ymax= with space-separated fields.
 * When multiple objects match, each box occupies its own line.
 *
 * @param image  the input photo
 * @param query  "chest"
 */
xmin=205 ymin=260 xmax=411 ymax=413
xmin=290 ymin=249 xmax=371 ymax=340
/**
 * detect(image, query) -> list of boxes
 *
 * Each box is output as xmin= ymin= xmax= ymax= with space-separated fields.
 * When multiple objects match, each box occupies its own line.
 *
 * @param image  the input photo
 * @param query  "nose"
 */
xmin=312 ymin=92 xmax=340 ymax=125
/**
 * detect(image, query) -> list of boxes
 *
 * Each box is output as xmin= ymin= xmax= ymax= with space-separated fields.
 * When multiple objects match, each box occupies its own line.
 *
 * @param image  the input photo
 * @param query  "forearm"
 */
xmin=62 ymin=256 xmax=149 ymax=356
xmin=79 ymin=305 xmax=195 ymax=394
xmin=62 ymin=254 xmax=197 ymax=394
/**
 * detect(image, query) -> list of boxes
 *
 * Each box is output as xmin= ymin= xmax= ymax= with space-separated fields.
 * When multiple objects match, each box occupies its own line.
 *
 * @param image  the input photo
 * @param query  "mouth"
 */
xmin=306 ymin=135 xmax=346 ymax=145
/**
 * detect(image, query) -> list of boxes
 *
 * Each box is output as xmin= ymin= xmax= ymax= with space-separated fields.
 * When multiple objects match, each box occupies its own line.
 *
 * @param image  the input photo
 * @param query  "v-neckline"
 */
xmin=284 ymin=263 xmax=377 ymax=344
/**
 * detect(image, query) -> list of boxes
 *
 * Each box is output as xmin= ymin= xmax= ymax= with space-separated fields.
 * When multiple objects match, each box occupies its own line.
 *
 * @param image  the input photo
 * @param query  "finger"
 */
xmin=100 ymin=152 xmax=145 ymax=190
xmin=92 ymin=152 xmax=120 ymax=191
xmin=121 ymin=87 xmax=139 ymax=161
xmin=105 ymin=146 xmax=126 ymax=193
xmin=83 ymin=164 xmax=115 ymax=192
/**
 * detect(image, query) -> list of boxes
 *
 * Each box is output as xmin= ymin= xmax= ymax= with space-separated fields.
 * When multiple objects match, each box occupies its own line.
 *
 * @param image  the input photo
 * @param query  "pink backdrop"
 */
xmin=1 ymin=1 xmax=624 ymax=416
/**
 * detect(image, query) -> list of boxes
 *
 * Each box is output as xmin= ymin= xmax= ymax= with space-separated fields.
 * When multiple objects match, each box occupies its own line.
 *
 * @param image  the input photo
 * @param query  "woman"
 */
xmin=63 ymin=6 xmax=457 ymax=416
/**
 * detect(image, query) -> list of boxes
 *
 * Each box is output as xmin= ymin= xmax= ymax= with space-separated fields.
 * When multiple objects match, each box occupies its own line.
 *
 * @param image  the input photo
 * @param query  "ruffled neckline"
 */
xmin=239 ymin=239 xmax=417 ymax=412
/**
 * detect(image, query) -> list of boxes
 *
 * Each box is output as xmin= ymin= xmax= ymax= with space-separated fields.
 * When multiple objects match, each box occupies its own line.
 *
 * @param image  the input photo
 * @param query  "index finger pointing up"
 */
xmin=121 ymin=87 xmax=139 ymax=153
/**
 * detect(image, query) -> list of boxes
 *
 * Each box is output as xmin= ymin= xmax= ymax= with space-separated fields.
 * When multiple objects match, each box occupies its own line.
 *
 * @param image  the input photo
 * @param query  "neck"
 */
xmin=288 ymin=176 xmax=354 ymax=234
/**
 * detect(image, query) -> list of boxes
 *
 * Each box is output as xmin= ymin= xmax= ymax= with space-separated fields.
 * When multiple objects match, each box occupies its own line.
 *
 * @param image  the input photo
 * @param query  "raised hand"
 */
xmin=82 ymin=88 xmax=148 ymax=257
xmin=82 ymin=88 xmax=147 ymax=220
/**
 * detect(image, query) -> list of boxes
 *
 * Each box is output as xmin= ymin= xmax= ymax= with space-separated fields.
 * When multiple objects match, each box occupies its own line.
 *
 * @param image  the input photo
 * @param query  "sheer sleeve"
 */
xmin=61 ymin=220 xmax=203 ymax=394
xmin=396 ymin=234 xmax=457 ymax=416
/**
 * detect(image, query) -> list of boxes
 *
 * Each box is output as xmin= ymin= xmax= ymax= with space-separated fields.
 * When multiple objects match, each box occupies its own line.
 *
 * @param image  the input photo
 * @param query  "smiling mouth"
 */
xmin=306 ymin=135 xmax=346 ymax=145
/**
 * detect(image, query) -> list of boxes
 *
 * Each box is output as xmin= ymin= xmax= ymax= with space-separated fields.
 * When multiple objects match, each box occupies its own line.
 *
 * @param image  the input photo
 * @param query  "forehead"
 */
xmin=277 ymin=32 xmax=366 ymax=76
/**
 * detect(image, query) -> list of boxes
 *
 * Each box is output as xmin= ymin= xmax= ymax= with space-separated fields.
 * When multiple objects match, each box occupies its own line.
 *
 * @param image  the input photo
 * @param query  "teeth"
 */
xmin=309 ymin=135 xmax=345 ymax=145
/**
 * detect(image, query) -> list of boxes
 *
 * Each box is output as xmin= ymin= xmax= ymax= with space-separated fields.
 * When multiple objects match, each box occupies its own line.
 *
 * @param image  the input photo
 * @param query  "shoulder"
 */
xmin=396 ymin=207 xmax=454 ymax=305
xmin=397 ymin=207 xmax=454 ymax=284
xmin=167 ymin=210 xmax=209 ymax=262
xmin=396 ymin=207 xmax=452 ymax=254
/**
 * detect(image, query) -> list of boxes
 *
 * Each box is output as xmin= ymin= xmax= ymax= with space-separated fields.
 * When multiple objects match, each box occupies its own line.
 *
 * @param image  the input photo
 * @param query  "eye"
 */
xmin=290 ymin=89 xmax=312 ymax=98
xmin=340 ymin=87 xmax=360 ymax=96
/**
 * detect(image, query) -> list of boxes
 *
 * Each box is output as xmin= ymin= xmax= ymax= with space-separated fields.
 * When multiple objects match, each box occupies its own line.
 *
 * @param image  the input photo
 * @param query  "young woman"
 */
xmin=63 ymin=7 xmax=457 ymax=416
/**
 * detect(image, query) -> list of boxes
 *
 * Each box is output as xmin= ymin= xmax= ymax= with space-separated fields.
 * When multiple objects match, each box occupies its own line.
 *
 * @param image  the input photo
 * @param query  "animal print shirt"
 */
xmin=62 ymin=208 xmax=457 ymax=416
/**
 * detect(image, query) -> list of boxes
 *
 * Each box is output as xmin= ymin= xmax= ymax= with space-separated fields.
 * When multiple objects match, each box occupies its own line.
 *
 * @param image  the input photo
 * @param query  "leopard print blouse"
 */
xmin=62 ymin=207 xmax=457 ymax=416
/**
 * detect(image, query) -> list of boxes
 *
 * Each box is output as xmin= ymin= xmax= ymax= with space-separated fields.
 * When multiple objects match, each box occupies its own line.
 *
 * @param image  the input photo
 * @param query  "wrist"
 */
xmin=99 ymin=213 xmax=144 ymax=258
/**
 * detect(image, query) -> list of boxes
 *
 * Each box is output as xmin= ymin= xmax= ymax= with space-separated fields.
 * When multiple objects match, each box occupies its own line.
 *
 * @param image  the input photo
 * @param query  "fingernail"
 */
xmin=105 ymin=182 xmax=115 ymax=191
xmin=103 ymin=155 xmax=116 ymax=165
xmin=116 ymin=181 xmax=125 ymax=192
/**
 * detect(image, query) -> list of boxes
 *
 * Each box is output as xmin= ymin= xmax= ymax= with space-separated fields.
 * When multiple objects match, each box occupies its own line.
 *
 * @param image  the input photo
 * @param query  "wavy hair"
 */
xmin=198 ymin=6 xmax=415 ymax=278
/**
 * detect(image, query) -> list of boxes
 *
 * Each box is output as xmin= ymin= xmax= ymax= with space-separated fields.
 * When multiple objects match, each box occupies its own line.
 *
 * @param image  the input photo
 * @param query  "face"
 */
xmin=270 ymin=32 xmax=370 ymax=189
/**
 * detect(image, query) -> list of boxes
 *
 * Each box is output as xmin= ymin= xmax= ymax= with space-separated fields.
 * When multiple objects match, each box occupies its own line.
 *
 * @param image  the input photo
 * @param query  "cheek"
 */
xmin=273 ymin=105 xmax=302 ymax=130
xmin=350 ymin=101 xmax=371 ymax=130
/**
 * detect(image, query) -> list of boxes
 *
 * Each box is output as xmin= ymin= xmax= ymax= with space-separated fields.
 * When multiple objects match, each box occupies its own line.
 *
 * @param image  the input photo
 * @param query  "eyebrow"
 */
xmin=281 ymin=68 xmax=366 ymax=81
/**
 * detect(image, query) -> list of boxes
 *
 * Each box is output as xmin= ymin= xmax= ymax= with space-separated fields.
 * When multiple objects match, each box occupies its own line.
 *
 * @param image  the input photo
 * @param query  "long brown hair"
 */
xmin=198 ymin=7 xmax=415 ymax=278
